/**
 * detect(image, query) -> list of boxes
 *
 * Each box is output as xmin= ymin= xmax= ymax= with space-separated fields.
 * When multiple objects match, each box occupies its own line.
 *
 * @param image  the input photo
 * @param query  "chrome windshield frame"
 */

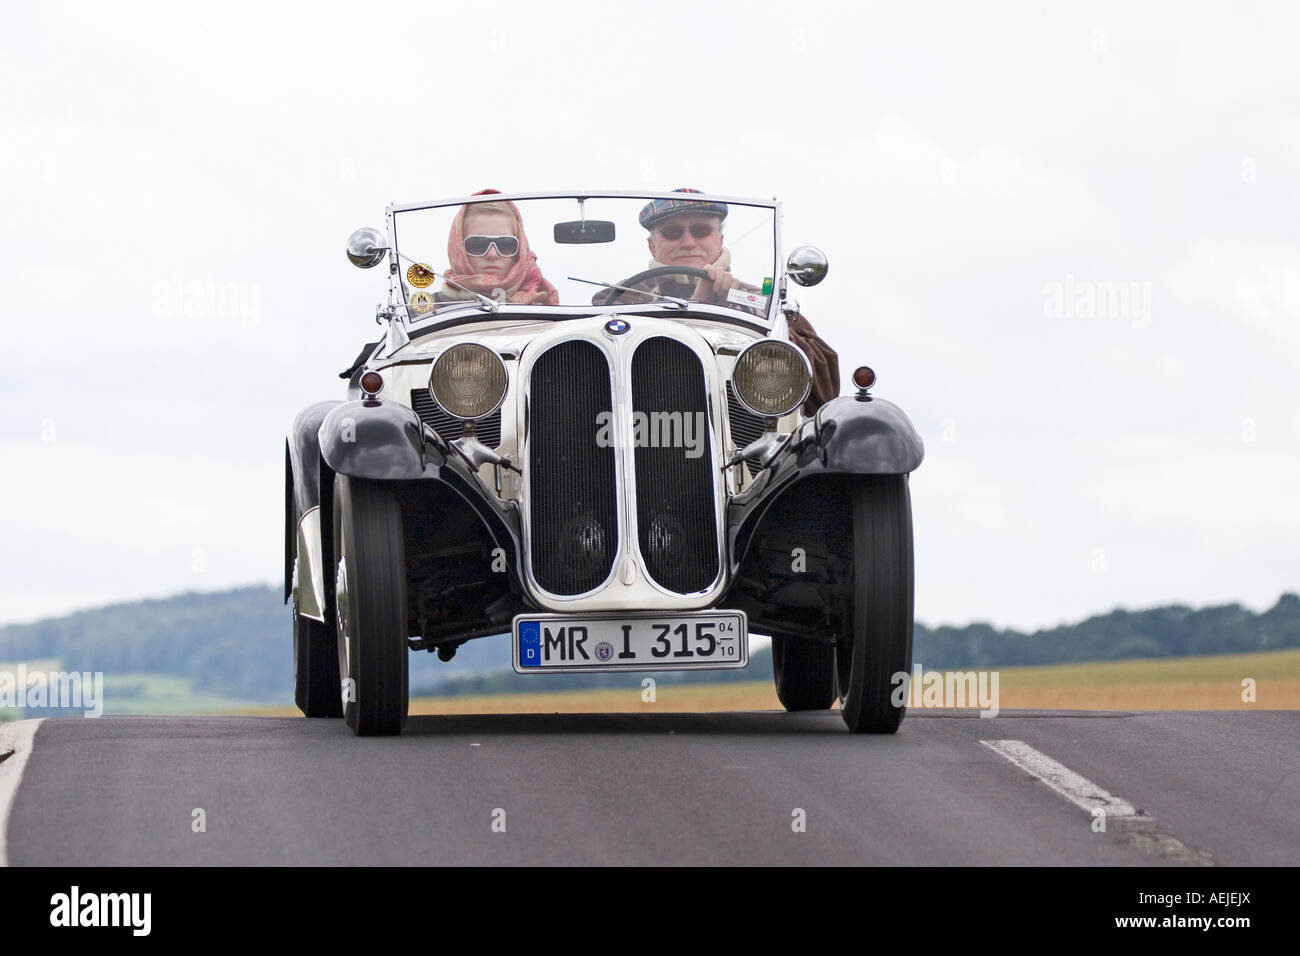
xmin=383 ymin=190 xmax=784 ymax=332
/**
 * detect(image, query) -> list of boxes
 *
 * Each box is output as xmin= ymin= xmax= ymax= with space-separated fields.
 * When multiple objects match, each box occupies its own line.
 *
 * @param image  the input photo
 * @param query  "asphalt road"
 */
xmin=3 ymin=710 xmax=1297 ymax=865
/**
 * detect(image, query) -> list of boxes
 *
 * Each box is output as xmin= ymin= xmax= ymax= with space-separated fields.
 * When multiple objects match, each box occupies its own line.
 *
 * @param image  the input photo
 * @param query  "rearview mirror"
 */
xmin=786 ymin=245 xmax=828 ymax=287
xmin=554 ymin=220 xmax=616 ymax=244
xmin=346 ymin=227 xmax=388 ymax=268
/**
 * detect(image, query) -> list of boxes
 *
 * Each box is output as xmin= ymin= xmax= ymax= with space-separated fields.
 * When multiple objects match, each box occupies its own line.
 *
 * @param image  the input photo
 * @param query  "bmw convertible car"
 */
xmin=285 ymin=190 xmax=923 ymax=735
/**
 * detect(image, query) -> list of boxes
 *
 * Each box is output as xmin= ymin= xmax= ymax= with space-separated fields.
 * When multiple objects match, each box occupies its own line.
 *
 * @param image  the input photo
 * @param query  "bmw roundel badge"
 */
xmin=605 ymin=318 xmax=630 ymax=335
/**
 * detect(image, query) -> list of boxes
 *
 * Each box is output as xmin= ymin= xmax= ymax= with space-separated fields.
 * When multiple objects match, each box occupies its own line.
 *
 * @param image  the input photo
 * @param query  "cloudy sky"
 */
xmin=2 ymin=1 xmax=1297 ymax=631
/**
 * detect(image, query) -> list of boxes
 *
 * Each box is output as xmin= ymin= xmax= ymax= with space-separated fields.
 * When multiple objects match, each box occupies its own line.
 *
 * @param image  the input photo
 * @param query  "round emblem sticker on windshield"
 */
xmin=406 ymin=263 xmax=435 ymax=288
xmin=605 ymin=318 xmax=630 ymax=335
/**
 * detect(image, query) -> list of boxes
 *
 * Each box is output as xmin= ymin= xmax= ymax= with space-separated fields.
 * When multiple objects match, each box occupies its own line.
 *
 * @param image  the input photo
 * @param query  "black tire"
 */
xmin=771 ymin=632 xmax=836 ymax=711
xmin=294 ymin=610 xmax=343 ymax=718
xmin=835 ymin=475 xmax=915 ymax=734
xmin=292 ymin=497 xmax=342 ymax=718
xmin=333 ymin=474 xmax=409 ymax=736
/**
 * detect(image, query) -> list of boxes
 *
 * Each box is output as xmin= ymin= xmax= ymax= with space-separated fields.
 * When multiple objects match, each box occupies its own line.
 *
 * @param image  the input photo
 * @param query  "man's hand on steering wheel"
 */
xmin=696 ymin=263 xmax=739 ymax=304
xmin=592 ymin=264 xmax=745 ymax=306
xmin=592 ymin=265 xmax=712 ymax=306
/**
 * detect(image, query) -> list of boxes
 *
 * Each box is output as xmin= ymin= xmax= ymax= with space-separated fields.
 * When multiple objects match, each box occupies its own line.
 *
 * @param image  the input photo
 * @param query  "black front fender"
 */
xmin=318 ymin=400 xmax=443 ymax=479
xmin=726 ymin=394 xmax=924 ymax=573
xmin=288 ymin=401 xmax=341 ymax=514
xmin=814 ymin=395 xmax=924 ymax=475
xmin=312 ymin=399 xmax=530 ymax=618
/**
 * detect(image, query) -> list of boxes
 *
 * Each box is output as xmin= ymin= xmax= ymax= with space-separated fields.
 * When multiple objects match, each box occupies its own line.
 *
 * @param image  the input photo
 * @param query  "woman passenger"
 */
xmin=441 ymin=189 xmax=559 ymax=305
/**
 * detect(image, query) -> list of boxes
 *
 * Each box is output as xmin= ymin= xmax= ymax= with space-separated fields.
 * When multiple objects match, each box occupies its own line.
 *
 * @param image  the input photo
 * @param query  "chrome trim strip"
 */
xmin=295 ymin=507 xmax=326 ymax=623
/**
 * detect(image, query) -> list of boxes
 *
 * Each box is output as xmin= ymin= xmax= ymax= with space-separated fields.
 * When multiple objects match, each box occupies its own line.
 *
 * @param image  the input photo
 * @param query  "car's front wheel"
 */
xmin=333 ymin=474 xmax=409 ymax=736
xmin=771 ymin=632 xmax=836 ymax=711
xmin=834 ymin=475 xmax=915 ymax=734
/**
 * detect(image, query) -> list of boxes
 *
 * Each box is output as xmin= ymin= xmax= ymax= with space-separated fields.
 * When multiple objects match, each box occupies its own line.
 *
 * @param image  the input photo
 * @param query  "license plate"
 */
xmin=512 ymin=611 xmax=748 ymax=673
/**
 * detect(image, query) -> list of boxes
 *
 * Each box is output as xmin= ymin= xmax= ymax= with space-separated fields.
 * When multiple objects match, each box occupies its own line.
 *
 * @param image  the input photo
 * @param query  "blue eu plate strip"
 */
xmin=518 ymin=621 xmax=541 ymax=668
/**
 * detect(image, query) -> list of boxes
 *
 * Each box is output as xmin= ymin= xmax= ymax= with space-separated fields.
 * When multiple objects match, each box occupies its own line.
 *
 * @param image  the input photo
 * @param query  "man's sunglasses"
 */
xmin=464 ymin=235 xmax=519 ymax=257
xmin=657 ymin=222 xmax=717 ymax=241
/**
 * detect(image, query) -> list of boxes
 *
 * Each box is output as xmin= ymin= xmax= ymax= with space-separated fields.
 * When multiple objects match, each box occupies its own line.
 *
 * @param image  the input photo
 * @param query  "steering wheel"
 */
xmin=592 ymin=266 xmax=712 ymax=307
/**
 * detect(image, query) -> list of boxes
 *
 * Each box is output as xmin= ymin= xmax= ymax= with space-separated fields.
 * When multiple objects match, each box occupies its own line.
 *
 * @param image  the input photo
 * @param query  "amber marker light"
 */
xmin=360 ymin=371 xmax=384 ymax=396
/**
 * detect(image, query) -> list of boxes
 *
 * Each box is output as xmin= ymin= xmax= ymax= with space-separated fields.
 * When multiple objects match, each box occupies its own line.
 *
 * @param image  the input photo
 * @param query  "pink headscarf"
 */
xmin=443 ymin=189 xmax=559 ymax=305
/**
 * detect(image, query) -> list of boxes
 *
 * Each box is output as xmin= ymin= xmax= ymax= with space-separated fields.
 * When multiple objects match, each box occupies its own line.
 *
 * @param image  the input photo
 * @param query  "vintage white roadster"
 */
xmin=285 ymin=190 xmax=924 ymax=735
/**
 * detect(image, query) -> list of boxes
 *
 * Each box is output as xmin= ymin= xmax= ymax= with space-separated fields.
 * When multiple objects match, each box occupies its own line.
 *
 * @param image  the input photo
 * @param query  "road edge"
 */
xmin=0 ymin=719 xmax=45 ymax=867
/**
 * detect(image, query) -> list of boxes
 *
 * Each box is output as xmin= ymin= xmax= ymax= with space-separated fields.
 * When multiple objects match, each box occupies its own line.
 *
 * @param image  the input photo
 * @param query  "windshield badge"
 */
xmin=406 ymin=263 xmax=435 ymax=288
xmin=605 ymin=318 xmax=630 ymax=335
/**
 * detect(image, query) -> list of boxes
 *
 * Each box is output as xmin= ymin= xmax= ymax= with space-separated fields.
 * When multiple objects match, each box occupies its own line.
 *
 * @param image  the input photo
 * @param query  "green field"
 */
xmin=244 ymin=647 xmax=1300 ymax=717
xmin=3 ymin=649 xmax=1296 ymax=720
xmin=1 ymin=671 xmax=265 ymax=720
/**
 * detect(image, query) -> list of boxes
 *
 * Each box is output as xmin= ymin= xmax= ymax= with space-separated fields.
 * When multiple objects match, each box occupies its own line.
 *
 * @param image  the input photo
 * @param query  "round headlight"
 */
xmin=430 ymin=344 xmax=508 ymax=420
xmin=732 ymin=340 xmax=811 ymax=417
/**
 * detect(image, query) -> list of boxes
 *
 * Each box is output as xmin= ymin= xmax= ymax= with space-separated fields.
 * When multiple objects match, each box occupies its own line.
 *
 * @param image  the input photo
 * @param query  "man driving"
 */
xmin=637 ymin=188 xmax=841 ymax=413
xmin=638 ymin=188 xmax=751 ymax=306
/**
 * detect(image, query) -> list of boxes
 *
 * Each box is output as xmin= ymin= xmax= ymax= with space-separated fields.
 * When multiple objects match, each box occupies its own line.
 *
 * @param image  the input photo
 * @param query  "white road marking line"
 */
xmin=981 ymin=739 xmax=1215 ymax=866
xmin=0 ymin=718 xmax=44 ymax=867
xmin=980 ymin=739 xmax=1140 ymax=817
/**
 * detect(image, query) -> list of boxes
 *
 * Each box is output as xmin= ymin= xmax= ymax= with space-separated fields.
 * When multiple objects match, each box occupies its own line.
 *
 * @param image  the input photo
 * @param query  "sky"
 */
xmin=1 ymin=0 xmax=1297 ymax=631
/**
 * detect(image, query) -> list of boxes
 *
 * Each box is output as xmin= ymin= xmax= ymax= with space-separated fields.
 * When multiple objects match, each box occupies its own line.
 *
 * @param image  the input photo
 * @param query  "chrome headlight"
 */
xmin=732 ymin=340 xmax=811 ymax=417
xmin=430 ymin=344 xmax=508 ymax=420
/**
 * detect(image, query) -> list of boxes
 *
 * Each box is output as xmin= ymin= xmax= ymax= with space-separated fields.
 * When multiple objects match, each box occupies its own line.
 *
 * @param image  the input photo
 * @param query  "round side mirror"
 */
xmin=346 ymin=227 xmax=388 ymax=269
xmin=786 ymin=245 xmax=828 ymax=287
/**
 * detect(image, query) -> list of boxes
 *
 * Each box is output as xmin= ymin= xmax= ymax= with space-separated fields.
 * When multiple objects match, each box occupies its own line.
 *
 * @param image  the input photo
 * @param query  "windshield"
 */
xmin=389 ymin=193 xmax=778 ymax=325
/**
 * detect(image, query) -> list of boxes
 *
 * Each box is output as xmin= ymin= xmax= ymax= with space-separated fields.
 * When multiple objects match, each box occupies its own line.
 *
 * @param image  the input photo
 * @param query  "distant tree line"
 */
xmin=0 ymin=587 xmax=290 ymax=701
xmin=915 ymin=594 xmax=1299 ymax=668
xmin=1 ymin=586 xmax=1296 ymax=703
